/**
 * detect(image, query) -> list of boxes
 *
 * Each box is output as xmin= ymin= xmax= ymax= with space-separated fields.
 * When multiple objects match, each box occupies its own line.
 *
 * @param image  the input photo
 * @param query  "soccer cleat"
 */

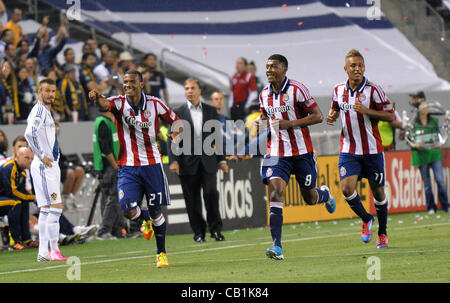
xmin=10 ymin=242 xmax=25 ymax=250
xmin=376 ymin=234 xmax=388 ymax=248
xmin=361 ymin=217 xmax=374 ymax=243
xmin=265 ymin=246 xmax=284 ymax=260
xmin=37 ymin=254 xmax=51 ymax=262
xmin=140 ymin=220 xmax=154 ymax=240
xmin=320 ymin=185 xmax=336 ymax=213
xmin=49 ymin=250 xmax=68 ymax=261
xmin=23 ymin=239 xmax=39 ymax=248
xmin=156 ymin=252 xmax=169 ymax=267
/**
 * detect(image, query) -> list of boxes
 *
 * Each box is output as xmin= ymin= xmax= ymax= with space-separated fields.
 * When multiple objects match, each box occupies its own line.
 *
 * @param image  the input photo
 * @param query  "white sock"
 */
xmin=38 ymin=208 xmax=50 ymax=257
xmin=47 ymin=208 xmax=62 ymax=252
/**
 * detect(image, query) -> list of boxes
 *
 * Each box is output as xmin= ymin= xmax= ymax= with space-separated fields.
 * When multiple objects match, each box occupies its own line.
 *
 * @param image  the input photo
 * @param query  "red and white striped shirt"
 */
xmin=331 ymin=77 xmax=394 ymax=155
xmin=108 ymin=93 xmax=179 ymax=166
xmin=259 ymin=77 xmax=316 ymax=157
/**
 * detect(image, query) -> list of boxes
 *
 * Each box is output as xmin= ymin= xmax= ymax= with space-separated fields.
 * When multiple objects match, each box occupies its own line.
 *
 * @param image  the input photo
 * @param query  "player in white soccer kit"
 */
xmin=259 ymin=54 xmax=336 ymax=260
xmin=326 ymin=49 xmax=394 ymax=248
xmin=24 ymin=78 xmax=67 ymax=261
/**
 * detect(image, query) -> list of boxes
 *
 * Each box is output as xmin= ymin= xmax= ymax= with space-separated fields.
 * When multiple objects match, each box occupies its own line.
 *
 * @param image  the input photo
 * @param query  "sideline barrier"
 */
xmin=375 ymin=149 xmax=450 ymax=214
xmin=271 ymin=149 xmax=450 ymax=224
xmin=162 ymin=158 xmax=267 ymax=235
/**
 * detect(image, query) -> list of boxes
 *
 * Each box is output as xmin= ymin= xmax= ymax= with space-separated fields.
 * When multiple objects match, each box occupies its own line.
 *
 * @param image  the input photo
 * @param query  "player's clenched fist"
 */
xmin=89 ymin=89 xmax=106 ymax=103
xmin=326 ymin=109 xmax=339 ymax=126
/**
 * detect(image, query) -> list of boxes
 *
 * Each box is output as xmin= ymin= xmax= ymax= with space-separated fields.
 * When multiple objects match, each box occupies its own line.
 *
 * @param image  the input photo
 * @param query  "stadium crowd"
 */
xmin=0 ymin=4 xmax=172 ymax=125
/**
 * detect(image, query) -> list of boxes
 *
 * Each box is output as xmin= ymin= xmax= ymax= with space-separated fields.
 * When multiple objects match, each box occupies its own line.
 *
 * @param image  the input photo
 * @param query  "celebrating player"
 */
xmin=25 ymin=78 xmax=67 ymax=261
xmin=259 ymin=54 xmax=336 ymax=260
xmin=89 ymin=70 xmax=181 ymax=268
xmin=326 ymin=49 xmax=394 ymax=248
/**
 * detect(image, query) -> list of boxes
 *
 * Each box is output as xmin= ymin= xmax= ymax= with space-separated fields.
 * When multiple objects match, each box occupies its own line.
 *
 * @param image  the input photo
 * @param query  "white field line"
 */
xmin=0 ymin=222 xmax=448 ymax=276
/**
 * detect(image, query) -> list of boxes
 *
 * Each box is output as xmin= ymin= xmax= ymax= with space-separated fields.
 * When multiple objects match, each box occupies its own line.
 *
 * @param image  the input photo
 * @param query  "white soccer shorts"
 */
xmin=30 ymin=158 xmax=62 ymax=207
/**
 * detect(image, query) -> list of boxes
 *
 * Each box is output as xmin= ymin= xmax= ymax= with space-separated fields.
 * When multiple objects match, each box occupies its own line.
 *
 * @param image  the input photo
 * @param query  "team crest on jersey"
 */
xmin=359 ymin=94 xmax=366 ymax=102
xmin=51 ymin=193 xmax=57 ymax=201
xmin=119 ymin=189 xmax=124 ymax=200
xmin=266 ymin=168 xmax=273 ymax=177
xmin=340 ymin=166 xmax=346 ymax=177
xmin=283 ymin=94 xmax=289 ymax=102
xmin=144 ymin=110 xmax=151 ymax=118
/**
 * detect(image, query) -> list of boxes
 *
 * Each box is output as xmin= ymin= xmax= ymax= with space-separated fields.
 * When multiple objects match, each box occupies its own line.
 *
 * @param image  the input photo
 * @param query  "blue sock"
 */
xmin=141 ymin=209 xmax=151 ymax=221
xmin=152 ymin=214 xmax=166 ymax=254
xmin=345 ymin=191 xmax=372 ymax=223
xmin=315 ymin=188 xmax=330 ymax=204
xmin=269 ymin=203 xmax=283 ymax=248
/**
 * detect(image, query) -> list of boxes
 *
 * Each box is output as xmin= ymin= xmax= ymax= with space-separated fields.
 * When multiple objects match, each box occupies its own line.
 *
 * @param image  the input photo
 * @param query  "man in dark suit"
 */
xmin=169 ymin=78 xmax=228 ymax=242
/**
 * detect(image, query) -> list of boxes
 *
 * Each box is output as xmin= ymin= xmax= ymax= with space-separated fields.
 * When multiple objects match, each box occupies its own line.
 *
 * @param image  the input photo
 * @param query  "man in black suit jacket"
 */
xmin=168 ymin=78 xmax=229 ymax=242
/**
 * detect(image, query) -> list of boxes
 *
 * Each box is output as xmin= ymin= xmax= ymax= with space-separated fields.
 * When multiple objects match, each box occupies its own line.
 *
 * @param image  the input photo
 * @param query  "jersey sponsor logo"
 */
xmin=339 ymin=103 xmax=354 ymax=112
xmin=124 ymin=116 xmax=152 ymax=129
xmin=340 ymin=166 xmax=347 ymax=177
xmin=265 ymin=104 xmax=293 ymax=116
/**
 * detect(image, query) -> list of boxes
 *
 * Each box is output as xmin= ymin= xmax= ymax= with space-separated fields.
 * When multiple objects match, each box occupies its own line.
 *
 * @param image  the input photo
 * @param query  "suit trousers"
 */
xmin=179 ymin=169 xmax=222 ymax=238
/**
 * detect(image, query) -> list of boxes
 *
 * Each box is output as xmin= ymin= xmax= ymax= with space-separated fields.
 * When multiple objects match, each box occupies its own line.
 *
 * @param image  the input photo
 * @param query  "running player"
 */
xmin=326 ymin=49 xmax=394 ymax=248
xmin=89 ymin=70 xmax=181 ymax=267
xmin=259 ymin=54 xmax=336 ymax=260
xmin=24 ymin=78 xmax=67 ymax=261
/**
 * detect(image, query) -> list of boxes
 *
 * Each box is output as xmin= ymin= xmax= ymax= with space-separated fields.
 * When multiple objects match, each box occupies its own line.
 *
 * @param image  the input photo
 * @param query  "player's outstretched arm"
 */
xmin=89 ymin=89 xmax=110 ymax=112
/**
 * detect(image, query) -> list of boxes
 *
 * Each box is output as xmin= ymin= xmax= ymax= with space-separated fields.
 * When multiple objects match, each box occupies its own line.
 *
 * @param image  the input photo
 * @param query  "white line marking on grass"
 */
xmin=0 ymin=222 xmax=448 ymax=276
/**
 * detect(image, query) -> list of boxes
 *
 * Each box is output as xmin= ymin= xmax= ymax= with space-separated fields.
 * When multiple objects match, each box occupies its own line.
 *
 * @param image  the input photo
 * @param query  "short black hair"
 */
xmin=267 ymin=54 xmax=288 ymax=68
xmin=238 ymin=57 xmax=248 ymax=65
xmin=143 ymin=52 xmax=157 ymax=61
xmin=39 ymin=78 xmax=56 ymax=86
xmin=63 ymin=47 xmax=74 ymax=57
xmin=82 ymin=52 xmax=96 ymax=61
xmin=12 ymin=135 xmax=27 ymax=147
xmin=124 ymin=69 xmax=143 ymax=82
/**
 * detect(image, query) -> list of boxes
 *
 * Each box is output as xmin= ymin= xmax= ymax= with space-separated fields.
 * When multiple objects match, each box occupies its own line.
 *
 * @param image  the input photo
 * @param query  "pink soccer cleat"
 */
xmin=49 ymin=250 xmax=68 ymax=261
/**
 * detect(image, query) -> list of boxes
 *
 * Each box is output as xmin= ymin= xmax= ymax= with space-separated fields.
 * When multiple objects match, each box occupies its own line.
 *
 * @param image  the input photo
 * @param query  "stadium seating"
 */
xmin=40 ymin=0 xmax=450 ymax=103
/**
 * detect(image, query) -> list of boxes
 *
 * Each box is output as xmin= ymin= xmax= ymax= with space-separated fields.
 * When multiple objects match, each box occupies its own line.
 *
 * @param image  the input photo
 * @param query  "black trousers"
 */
xmin=0 ymin=201 xmax=30 ymax=243
xmin=179 ymin=169 xmax=222 ymax=238
xmin=98 ymin=166 xmax=125 ymax=237
xmin=230 ymin=102 xmax=247 ymax=121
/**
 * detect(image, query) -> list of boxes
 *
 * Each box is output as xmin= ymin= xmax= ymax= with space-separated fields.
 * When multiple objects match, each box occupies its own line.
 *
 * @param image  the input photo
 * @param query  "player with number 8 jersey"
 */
xmin=258 ymin=54 xmax=336 ymax=260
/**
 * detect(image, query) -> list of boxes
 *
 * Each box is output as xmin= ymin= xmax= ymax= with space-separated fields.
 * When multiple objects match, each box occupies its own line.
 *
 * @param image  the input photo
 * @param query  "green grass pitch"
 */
xmin=0 ymin=211 xmax=449 ymax=283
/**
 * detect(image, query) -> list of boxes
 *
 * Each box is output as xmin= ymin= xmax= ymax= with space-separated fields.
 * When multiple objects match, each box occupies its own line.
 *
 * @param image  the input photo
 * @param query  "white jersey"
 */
xmin=25 ymin=102 xmax=62 ymax=207
xmin=24 ymin=102 xmax=60 ymax=163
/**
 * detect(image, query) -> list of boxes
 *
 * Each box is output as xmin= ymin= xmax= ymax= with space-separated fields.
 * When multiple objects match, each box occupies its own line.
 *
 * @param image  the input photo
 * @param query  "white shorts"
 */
xmin=30 ymin=157 xmax=62 ymax=208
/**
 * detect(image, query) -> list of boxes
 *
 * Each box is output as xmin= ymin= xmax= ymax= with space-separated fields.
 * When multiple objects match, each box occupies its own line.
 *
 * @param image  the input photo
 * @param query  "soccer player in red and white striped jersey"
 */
xmin=326 ymin=49 xmax=394 ymax=248
xmin=89 ymin=70 xmax=182 ymax=267
xmin=259 ymin=54 xmax=336 ymax=260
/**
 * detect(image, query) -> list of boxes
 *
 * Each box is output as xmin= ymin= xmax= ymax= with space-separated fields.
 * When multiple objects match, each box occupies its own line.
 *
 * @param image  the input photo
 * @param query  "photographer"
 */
xmin=93 ymin=111 xmax=126 ymax=239
xmin=407 ymin=91 xmax=449 ymax=214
